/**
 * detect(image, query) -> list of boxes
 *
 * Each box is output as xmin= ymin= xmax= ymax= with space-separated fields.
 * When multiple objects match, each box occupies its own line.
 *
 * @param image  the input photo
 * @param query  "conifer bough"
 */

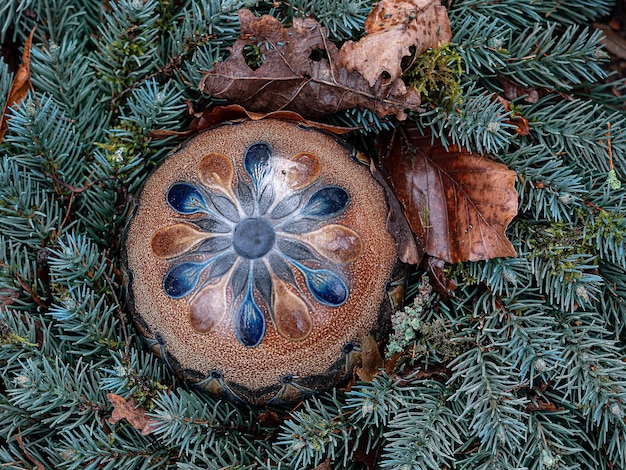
xmin=0 ymin=0 xmax=624 ymax=468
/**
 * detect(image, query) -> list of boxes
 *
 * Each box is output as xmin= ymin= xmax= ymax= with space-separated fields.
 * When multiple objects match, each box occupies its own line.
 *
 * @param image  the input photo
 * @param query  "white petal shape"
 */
xmin=294 ymin=224 xmax=363 ymax=264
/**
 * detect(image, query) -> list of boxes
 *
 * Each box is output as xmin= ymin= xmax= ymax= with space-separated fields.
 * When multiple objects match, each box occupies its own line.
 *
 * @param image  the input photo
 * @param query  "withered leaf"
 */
xmin=379 ymin=124 xmax=518 ymax=264
xmin=341 ymin=0 xmax=452 ymax=87
xmin=527 ymin=400 xmax=562 ymax=412
xmin=384 ymin=350 xmax=405 ymax=375
xmin=149 ymin=104 xmax=357 ymax=140
xmin=353 ymin=438 xmax=383 ymax=470
xmin=369 ymin=159 xmax=424 ymax=265
xmin=355 ymin=334 xmax=384 ymax=383
xmin=496 ymin=95 xmax=530 ymax=136
xmin=313 ymin=459 xmax=332 ymax=470
xmin=257 ymin=410 xmax=284 ymax=428
xmin=0 ymin=288 xmax=18 ymax=313
xmin=593 ymin=22 xmax=626 ymax=60
xmin=192 ymin=104 xmax=357 ymax=134
xmin=199 ymin=9 xmax=421 ymax=120
xmin=498 ymin=75 xmax=539 ymax=104
xmin=426 ymin=256 xmax=457 ymax=300
xmin=0 ymin=27 xmax=36 ymax=143
xmin=107 ymin=393 xmax=154 ymax=436
xmin=16 ymin=427 xmax=44 ymax=470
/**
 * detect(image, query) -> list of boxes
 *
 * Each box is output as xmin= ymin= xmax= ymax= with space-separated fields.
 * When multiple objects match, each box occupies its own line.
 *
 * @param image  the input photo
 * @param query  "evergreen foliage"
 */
xmin=1 ymin=0 xmax=625 ymax=468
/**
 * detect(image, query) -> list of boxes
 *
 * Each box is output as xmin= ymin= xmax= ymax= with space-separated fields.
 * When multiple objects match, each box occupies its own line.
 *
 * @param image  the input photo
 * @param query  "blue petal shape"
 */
xmin=163 ymin=261 xmax=209 ymax=298
xmin=234 ymin=284 xmax=266 ymax=347
xmin=301 ymin=187 xmax=349 ymax=219
xmin=198 ymin=236 xmax=232 ymax=255
xmin=244 ymin=143 xmax=271 ymax=191
xmin=258 ymin=184 xmax=274 ymax=216
xmin=280 ymin=219 xmax=320 ymax=234
xmin=230 ymin=259 xmax=250 ymax=301
xmin=277 ymin=238 xmax=315 ymax=261
xmin=195 ymin=216 xmax=232 ymax=233
xmin=290 ymin=260 xmax=348 ymax=306
xmin=305 ymin=268 xmax=348 ymax=306
xmin=270 ymin=192 xmax=302 ymax=220
xmin=211 ymin=194 xmax=241 ymax=223
xmin=237 ymin=179 xmax=255 ymax=216
xmin=253 ymin=260 xmax=272 ymax=309
xmin=208 ymin=252 xmax=238 ymax=280
xmin=167 ymin=183 xmax=210 ymax=214
xmin=269 ymin=253 xmax=297 ymax=285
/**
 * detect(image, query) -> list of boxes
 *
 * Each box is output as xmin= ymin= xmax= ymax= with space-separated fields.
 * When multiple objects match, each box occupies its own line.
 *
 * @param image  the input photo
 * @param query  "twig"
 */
xmin=606 ymin=122 xmax=614 ymax=171
xmin=15 ymin=271 xmax=47 ymax=308
xmin=44 ymin=172 xmax=116 ymax=195
xmin=15 ymin=427 xmax=45 ymax=470
xmin=103 ymin=270 xmax=131 ymax=356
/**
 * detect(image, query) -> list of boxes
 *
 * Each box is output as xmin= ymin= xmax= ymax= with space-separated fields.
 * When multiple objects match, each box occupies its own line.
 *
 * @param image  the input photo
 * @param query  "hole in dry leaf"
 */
xmin=308 ymin=48 xmax=326 ymax=62
xmin=401 ymin=46 xmax=417 ymax=73
xmin=242 ymin=44 xmax=263 ymax=70
xmin=381 ymin=70 xmax=391 ymax=80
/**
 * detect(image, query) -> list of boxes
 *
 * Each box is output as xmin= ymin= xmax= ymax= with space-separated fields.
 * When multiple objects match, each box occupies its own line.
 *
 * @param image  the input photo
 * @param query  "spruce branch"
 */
xmin=285 ymin=0 xmax=374 ymax=41
xmin=0 ymin=0 xmax=625 ymax=468
xmin=381 ymin=381 xmax=464 ymax=469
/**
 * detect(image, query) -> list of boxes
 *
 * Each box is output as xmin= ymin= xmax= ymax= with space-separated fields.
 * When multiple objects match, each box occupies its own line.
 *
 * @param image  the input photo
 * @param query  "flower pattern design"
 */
xmin=150 ymin=142 xmax=364 ymax=347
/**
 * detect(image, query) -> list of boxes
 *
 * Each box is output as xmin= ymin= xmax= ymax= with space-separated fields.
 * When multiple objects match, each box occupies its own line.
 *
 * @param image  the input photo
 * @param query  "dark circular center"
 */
xmin=232 ymin=217 xmax=275 ymax=259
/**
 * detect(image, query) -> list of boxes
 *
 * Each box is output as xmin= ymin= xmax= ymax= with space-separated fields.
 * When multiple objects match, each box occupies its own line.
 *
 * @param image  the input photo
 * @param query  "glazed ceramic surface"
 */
xmin=124 ymin=119 xmax=400 ymax=404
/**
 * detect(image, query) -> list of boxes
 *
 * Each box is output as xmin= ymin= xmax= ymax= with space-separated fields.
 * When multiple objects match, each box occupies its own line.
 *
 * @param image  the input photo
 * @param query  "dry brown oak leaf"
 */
xmin=379 ymin=125 xmax=518 ymax=264
xmin=200 ymin=9 xmax=423 ymax=120
xmin=355 ymin=334 xmax=385 ymax=383
xmin=0 ymin=27 xmax=36 ymax=143
xmin=107 ymin=393 xmax=154 ymax=436
xmin=341 ymin=0 xmax=452 ymax=87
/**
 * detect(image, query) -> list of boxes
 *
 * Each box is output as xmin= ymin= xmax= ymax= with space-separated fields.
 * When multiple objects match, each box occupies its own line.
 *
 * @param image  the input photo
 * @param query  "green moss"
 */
xmin=121 ymin=364 xmax=168 ymax=410
xmin=96 ymin=120 xmax=151 ymax=171
xmin=583 ymin=210 xmax=625 ymax=245
xmin=156 ymin=0 xmax=176 ymax=32
xmin=0 ymin=321 xmax=37 ymax=347
xmin=526 ymin=221 xmax=587 ymax=259
xmin=404 ymin=43 xmax=463 ymax=110
xmin=102 ymin=40 xmax=150 ymax=93
xmin=183 ymin=33 xmax=214 ymax=54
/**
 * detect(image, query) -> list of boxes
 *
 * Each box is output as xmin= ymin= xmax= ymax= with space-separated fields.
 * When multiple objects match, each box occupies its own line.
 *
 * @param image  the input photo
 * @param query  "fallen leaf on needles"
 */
xmin=313 ymin=459 xmax=331 ymax=470
xmin=369 ymin=159 xmax=424 ymax=265
xmin=0 ymin=288 xmax=18 ymax=313
xmin=384 ymin=350 xmax=405 ymax=374
xmin=341 ymin=0 xmax=452 ymax=87
xmin=16 ymin=427 xmax=44 ymax=470
xmin=379 ymin=124 xmax=518 ymax=264
xmin=355 ymin=334 xmax=384 ymax=383
xmin=594 ymin=22 xmax=626 ymax=59
xmin=107 ymin=393 xmax=154 ymax=436
xmin=527 ymin=400 xmax=562 ymax=412
xmin=0 ymin=27 xmax=36 ymax=143
xmin=353 ymin=438 xmax=383 ymax=470
xmin=149 ymin=104 xmax=357 ymax=140
xmin=426 ymin=256 xmax=457 ymax=300
xmin=257 ymin=410 xmax=284 ymax=428
xmin=200 ymin=9 xmax=421 ymax=120
xmin=495 ymin=95 xmax=530 ymax=136
xmin=498 ymin=75 xmax=539 ymax=104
